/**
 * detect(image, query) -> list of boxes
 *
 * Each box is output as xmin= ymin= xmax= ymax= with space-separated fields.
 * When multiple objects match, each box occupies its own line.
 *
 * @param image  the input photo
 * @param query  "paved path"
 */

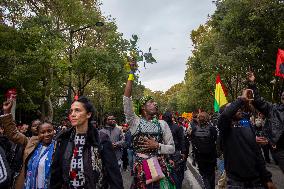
xmin=266 ymin=162 xmax=284 ymax=189
xmin=122 ymin=159 xmax=202 ymax=189
xmin=186 ymin=155 xmax=284 ymax=189
xmin=122 ymin=156 xmax=283 ymax=188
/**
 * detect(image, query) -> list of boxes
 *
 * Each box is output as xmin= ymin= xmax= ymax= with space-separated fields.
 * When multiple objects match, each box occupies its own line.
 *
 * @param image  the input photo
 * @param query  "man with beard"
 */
xmin=190 ymin=111 xmax=217 ymax=189
xmin=99 ymin=115 xmax=125 ymax=171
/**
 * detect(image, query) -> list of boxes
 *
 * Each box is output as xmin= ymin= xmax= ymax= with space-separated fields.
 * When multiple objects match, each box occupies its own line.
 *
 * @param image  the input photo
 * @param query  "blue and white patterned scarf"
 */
xmin=24 ymin=140 xmax=55 ymax=189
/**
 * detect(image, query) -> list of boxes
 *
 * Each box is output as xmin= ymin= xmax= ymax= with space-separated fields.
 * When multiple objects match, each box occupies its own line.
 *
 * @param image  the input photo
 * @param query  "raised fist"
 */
xmin=129 ymin=60 xmax=138 ymax=73
xmin=247 ymin=72 xmax=255 ymax=83
xmin=3 ymin=100 xmax=13 ymax=114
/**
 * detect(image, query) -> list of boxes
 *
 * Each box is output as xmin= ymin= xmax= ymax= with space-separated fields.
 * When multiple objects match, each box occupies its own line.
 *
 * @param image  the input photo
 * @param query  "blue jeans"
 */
xmin=217 ymin=158 xmax=225 ymax=173
xmin=127 ymin=149 xmax=134 ymax=172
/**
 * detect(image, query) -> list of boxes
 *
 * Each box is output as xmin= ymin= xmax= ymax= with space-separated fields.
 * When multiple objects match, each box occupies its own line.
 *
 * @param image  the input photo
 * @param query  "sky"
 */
xmin=100 ymin=0 xmax=216 ymax=92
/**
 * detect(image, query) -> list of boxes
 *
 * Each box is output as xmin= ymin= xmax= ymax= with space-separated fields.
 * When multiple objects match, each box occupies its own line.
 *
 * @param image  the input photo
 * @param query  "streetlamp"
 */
xmin=67 ymin=21 xmax=104 ymax=105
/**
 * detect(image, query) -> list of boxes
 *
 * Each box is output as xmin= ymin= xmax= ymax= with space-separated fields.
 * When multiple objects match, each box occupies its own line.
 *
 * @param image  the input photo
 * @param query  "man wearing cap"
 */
xmin=123 ymin=62 xmax=175 ymax=189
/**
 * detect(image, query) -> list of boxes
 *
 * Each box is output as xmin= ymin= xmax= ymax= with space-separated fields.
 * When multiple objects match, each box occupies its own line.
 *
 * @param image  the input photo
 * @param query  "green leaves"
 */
xmin=130 ymin=34 xmax=139 ymax=48
xmin=0 ymin=0 xmax=138 ymax=121
xmin=178 ymin=0 xmax=284 ymax=111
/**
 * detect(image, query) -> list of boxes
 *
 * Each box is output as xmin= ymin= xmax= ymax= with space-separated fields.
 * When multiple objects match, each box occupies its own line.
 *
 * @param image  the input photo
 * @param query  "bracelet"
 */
xmin=129 ymin=70 xmax=135 ymax=74
xmin=128 ymin=73 xmax=135 ymax=81
xmin=157 ymin=143 xmax=161 ymax=150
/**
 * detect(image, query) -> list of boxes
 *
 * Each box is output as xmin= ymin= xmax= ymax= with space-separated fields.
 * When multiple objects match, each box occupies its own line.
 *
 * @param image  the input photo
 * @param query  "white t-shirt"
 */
xmin=36 ymin=146 xmax=48 ymax=189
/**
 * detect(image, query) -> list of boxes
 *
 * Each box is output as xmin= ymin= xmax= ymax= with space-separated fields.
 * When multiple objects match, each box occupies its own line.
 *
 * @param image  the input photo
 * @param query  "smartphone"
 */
xmin=6 ymin=89 xmax=17 ymax=101
xmin=247 ymin=89 xmax=254 ymax=100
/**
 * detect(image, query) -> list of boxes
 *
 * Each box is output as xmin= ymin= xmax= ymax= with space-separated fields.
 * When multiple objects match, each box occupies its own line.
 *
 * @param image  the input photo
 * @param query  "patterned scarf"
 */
xmin=24 ymin=141 xmax=55 ymax=189
xmin=91 ymin=146 xmax=103 ymax=188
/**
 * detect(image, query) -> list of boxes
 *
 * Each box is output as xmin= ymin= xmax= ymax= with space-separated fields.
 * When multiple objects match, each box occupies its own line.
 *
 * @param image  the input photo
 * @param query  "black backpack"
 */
xmin=192 ymin=124 xmax=215 ymax=154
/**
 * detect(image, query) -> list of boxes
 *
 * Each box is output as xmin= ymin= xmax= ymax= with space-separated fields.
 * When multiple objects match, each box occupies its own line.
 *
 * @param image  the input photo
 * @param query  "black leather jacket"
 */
xmin=0 ymin=136 xmax=12 ymax=188
xmin=50 ymin=126 xmax=123 ymax=189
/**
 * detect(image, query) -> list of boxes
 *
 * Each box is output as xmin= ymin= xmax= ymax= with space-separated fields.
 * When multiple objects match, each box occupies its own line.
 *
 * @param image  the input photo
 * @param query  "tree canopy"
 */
xmin=0 ymin=0 xmax=154 ymax=123
xmin=1 ymin=0 xmax=283 ymax=122
xmin=163 ymin=0 xmax=284 ymax=113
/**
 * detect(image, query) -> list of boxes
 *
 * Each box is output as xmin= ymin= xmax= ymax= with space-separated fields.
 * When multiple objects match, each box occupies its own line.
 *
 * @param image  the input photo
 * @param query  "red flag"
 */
xmin=275 ymin=49 xmax=284 ymax=78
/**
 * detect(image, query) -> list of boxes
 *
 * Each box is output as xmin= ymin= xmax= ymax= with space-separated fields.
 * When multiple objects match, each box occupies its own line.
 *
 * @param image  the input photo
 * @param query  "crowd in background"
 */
xmin=0 ymin=71 xmax=283 ymax=189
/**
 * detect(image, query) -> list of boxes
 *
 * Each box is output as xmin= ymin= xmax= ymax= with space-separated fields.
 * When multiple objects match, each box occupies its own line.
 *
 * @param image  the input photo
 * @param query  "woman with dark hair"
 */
xmin=30 ymin=119 xmax=41 ymax=136
xmin=24 ymin=119 xmax=41 ymax=138
xmin=1 ymin=100 xmax=55 ymax=189
xmin=50 ymin=96 xmax=123 ymax=189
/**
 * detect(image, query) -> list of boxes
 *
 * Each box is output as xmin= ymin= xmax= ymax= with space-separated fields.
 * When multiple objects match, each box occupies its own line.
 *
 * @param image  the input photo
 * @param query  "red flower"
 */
xmin=70 ymin=170 xmax=77 ymax=180
xmin=73 ymin=147 xmax=79 ymax=157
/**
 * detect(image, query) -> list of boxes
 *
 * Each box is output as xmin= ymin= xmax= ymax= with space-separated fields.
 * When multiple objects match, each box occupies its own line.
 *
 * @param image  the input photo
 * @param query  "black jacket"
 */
xmin=167 ymin=123 xmax=187 ymax=168
xmin=168 ymin=123 xmax=186 ymax=153
xmin=249 ymin=83 xmax=284 ymax=149
xmin=0 ymin=136 xmax=12 ymax=189
xmin=50 ymin=126 xmax=123 ymax=189
xmin=191 ymin=121 xmax=217 ymax=163
xmin=218 ymin=98 xmax=272 ymax=183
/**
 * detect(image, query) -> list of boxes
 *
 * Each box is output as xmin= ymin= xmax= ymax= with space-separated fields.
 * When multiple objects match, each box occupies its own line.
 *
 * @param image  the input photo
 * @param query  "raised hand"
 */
xmin=247 ymin=72 xmax=255 ymax=83
xmin=129 ymin=60 xmax=138 ymax=73
xmin=124 ymin=60 xmax=137 ymax=97
xmin=3 ymin=100 xmax=13 ymax=114
xmin=256 ymin=136 xmax=268 ymax=145
xmin=266 ymin=181 xmax=277 ymax=189
xmin=238 ymin=89 xmax=250 ymax=102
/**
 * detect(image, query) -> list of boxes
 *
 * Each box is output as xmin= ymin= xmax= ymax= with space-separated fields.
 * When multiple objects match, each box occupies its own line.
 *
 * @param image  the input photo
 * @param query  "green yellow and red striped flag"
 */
xmin=214 ymin=74 xmax=228 ymax=112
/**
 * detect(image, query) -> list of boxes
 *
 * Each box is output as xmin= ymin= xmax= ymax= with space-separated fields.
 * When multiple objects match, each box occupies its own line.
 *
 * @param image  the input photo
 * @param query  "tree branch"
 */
xmin=80 ymin=75 xmax=95 ymax=93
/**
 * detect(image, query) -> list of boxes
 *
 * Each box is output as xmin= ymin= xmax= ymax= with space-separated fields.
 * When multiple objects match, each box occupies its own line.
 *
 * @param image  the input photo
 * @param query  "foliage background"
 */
xmin=0 ymin=0 xmax=283 ymax=124
xmin=148 ymin=0 xmax=284 ymax=114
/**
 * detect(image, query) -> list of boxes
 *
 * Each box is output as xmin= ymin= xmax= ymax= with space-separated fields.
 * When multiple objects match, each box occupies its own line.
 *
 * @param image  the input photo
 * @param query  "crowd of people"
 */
xmin=0 ymin=63 xmax=283 ymax=189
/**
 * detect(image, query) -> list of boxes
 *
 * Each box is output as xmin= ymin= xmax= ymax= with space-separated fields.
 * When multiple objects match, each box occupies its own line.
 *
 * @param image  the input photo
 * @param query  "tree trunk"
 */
xmin=45 ymin=95 xmax=53 ymax=122
xmin=41 ymin=67 xmax=54 ymax=122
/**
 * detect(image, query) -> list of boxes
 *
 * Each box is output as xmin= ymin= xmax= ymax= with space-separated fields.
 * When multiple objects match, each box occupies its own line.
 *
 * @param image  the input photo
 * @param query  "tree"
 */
xmin=0 ymin=0 xmax=152 ymax=122
xmin=182 ymin=0 xmax=284 ymax=112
